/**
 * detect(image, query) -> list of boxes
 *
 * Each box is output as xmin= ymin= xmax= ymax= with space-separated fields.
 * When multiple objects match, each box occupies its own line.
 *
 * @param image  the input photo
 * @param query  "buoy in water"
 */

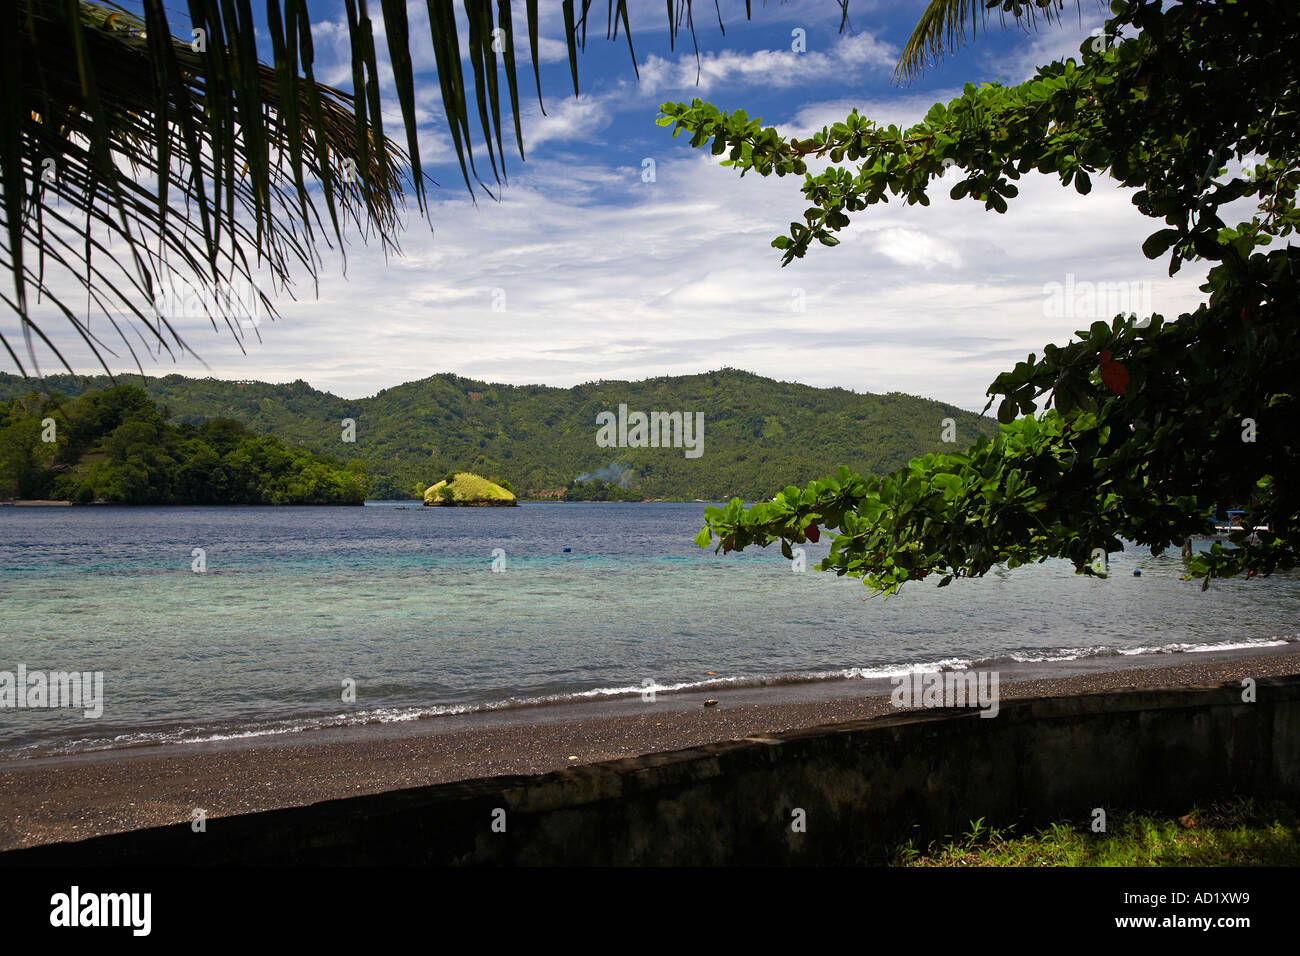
xmin=1133 ymin=569 xmax=1142 ymax=576
xmin=563 ymin=546 xmax=572 ymax=552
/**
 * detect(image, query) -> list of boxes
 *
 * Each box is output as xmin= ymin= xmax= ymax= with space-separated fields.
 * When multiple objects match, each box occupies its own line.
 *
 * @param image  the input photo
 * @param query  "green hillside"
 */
xmin=0 ymin=386 xmax=366 ymax=504
xmin=0 ymin=369 xmax=998 ymax=500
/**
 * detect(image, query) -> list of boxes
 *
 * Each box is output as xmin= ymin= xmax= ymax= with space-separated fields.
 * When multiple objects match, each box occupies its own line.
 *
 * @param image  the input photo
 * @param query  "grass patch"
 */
xmin=893 ymin=797 xmax=1300 ymax=866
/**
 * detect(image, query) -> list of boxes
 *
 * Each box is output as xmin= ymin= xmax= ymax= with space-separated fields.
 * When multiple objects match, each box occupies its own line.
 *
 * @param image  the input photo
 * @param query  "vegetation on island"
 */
xmin=0 ymin=385 xmax=366 ymax=504
xmin=422 ymin=472 xmax=516 ymax=506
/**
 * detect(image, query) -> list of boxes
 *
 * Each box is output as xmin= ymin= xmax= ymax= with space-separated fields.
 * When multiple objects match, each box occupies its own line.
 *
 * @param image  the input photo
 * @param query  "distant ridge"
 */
xmin=0 ymin=369 xmax=998 ymax=500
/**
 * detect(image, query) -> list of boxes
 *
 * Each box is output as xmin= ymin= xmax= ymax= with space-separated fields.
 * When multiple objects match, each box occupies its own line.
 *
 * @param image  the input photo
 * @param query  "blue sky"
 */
xmin=11 ymin=0 xmax=1219 ymax=409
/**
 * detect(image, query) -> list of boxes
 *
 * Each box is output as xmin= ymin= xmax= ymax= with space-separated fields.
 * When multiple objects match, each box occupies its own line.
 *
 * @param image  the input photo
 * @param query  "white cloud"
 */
xmin=637 ymin=29 xmax=896 ymax=95
xmin=517 ymin=94 xmax=614 ymax=149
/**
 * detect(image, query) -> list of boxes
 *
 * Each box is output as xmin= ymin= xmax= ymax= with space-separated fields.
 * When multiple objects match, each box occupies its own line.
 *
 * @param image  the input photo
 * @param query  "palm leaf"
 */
xmin=4 ymin=0 xmax=840 ymax=379
xmin=894 ymin=0 xmax=1098 ymax=84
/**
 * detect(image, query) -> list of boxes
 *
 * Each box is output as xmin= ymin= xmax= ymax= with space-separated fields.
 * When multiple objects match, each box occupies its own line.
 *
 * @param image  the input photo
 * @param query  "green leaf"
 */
xmin=1142 ymin=229 xmax=1181 ymax=259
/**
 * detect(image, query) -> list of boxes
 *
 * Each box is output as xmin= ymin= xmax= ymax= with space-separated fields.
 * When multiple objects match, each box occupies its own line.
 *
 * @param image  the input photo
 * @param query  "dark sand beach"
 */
xmin=1 ymin=642 xmax=1298 ymax=852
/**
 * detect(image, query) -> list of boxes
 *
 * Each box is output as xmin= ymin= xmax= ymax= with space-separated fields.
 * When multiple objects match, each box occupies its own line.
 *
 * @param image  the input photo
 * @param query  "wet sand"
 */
xmin=1 ymin=643 xmax=1298 ymax=851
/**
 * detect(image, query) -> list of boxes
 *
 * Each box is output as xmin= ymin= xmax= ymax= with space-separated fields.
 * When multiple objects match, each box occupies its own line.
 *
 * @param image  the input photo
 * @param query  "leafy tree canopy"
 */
xmin=664 ymin=0 xmax=1299 ymax=594
xmin=0 ymin=384 xmax=366 ymax=503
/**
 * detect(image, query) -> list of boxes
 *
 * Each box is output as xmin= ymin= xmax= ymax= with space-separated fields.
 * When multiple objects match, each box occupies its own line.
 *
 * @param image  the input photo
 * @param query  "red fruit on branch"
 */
xmin=805 ymin=523 xmax=820 ymax=543
xmin=1100 ymin=363 xmax=1129 ymax=394
xmin=1098 ymin=349 xmax=1130 ymax=395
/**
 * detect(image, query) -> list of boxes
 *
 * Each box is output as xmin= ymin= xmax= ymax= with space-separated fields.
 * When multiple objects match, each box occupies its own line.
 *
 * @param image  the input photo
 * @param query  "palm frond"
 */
xmin=2 ymin=1 xmax=851 ymax=378
xmin=894 ymin=0 xmax=1095 ymax=84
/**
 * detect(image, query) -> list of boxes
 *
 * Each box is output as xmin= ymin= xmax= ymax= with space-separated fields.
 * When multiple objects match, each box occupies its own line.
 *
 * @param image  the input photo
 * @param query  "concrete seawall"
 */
xmin=4 ymin=677 xmax=1297 ymax=865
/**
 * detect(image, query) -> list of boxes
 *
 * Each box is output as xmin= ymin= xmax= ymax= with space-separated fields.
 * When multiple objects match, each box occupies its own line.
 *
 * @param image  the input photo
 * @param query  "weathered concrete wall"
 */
xmin=5 ymin=677 xmax=1297 ymax=865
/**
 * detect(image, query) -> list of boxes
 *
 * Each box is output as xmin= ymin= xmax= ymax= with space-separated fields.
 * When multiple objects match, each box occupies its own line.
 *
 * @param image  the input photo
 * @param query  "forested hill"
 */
xmin=0 ymin=386 xmax=367 ymax=504
xmin=0 ymin=369 xmax=998 ymax=501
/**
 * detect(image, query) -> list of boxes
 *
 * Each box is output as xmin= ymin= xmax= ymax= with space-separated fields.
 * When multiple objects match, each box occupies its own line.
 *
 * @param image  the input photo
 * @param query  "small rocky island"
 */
xmin=422 ymin=472 xmax=518 ymax=507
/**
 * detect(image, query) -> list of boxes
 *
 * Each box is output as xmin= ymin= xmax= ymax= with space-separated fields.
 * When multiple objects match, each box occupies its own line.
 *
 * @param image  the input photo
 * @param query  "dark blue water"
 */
xmin=0 ymin=501 xmax=1295 ymax=756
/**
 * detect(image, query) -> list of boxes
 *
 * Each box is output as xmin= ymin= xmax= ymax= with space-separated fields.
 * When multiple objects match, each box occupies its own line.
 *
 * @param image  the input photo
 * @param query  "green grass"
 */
xmin=892 ymin=798 xmax=1300 ymax=866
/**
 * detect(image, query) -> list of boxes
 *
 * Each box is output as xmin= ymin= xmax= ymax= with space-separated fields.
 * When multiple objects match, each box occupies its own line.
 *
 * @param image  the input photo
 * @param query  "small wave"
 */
xmin=988 ymin=635 xmax=1296 ymax=665
xmin=1116 ymin=637 xmax=1294 ymax=656
xmin=8 ymin=636 xmax=1294 ymax=759
xmin=833 ymin=658 xmax=976 ymax=680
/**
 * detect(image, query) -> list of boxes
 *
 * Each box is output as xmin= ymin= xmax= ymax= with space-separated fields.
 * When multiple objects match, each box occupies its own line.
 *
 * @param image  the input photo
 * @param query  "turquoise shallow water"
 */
xmin=0 ymin=501 xmax=1296 ymax=756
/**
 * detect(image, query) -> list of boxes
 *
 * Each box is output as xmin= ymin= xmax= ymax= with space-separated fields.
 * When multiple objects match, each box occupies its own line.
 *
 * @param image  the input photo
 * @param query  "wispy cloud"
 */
xmin=637 ymin=29 xmax=896 ymax=95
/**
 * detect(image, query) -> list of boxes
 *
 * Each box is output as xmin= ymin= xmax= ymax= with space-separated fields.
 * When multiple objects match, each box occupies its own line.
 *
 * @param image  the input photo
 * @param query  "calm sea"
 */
xmin=0 ymin=501 xmax=1295 ymax=756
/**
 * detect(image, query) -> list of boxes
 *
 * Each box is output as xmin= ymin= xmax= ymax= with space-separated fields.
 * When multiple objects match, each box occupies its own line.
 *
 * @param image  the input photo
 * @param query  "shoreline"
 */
xmin=4 ymin=637 xmax=1296 ymax=760
xmin=2 ymin=642 xmax=1299 ymax=852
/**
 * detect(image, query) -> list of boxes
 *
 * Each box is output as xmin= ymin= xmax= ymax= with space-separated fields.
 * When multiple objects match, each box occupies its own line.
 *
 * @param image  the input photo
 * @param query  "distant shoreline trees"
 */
xmin=0 ymin=386 xmax=366 ymax=504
